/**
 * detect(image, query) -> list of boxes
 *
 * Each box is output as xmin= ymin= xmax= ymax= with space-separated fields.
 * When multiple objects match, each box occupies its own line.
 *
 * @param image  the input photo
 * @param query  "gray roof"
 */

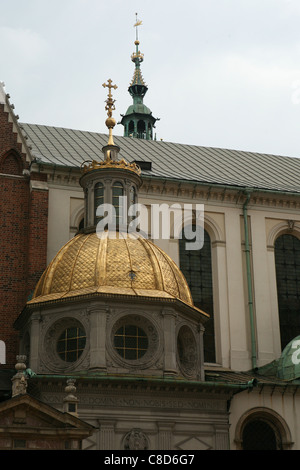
xmin=21 ymin=123 xmax=300 ymax=194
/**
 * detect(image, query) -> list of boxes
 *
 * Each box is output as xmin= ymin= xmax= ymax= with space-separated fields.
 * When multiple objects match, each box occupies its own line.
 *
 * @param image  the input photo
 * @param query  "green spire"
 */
xmin=130 ymin=19 xmax=146 ymax=90
xmin=120 ymin=14 xmax=158 ymax=140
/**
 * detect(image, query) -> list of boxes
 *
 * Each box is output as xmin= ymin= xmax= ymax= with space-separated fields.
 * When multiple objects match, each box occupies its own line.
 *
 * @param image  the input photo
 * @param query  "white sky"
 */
xmin=1 ymin=0 xmax=300 ymax=157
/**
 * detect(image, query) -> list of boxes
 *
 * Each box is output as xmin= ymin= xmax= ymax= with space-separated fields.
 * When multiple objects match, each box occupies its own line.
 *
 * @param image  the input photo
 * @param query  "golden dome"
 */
xmin=29 ymin=231 xmax=195 ymax=307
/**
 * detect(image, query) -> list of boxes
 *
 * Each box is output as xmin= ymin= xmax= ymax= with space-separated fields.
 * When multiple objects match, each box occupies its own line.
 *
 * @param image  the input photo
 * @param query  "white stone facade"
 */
xmin=21 ymin=162 xmax=300 ymax=450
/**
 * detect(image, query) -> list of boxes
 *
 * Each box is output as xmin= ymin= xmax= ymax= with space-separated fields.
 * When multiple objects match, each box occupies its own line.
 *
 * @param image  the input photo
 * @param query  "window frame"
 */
xmin=179 ymin=226 xmax=215 ymax=363
xmin=274 ymin=233 xmax=300 ymax=350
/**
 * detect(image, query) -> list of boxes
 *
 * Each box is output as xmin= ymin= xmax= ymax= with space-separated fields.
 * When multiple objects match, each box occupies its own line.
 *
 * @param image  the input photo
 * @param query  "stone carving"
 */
xmin=177 ymin=325 xmax=198 ymax=377
xmin=288 ymin=219 xmax=295 ymax=231
xmin=124 ymin=429 xmax=148 ymax=450
xmin=41 ymin=392 xmax=227 ymax=412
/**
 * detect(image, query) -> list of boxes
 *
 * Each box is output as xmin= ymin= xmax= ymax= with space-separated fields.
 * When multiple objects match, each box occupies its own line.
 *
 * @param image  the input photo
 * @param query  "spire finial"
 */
xmin=102 ymin=79 xmax=118 ymax=146
xmin=131 ymin=14 xmax=145 ymax=86
xmin=134 ymin=13 xmax=143 ymax=43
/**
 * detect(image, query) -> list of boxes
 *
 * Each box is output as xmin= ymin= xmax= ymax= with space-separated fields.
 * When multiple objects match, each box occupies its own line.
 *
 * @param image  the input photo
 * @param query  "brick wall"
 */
xmin=28 ymin=178 xmax=49 ymax=295
xmin=0 ymin=103 xmax=48 ymax=368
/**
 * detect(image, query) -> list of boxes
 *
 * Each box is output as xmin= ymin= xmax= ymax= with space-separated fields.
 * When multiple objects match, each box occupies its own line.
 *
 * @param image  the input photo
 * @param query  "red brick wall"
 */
xmin=0 ymin=152 xmax=22 ymax=175
xmin=0 ymin=175 xmax=30 ymax=367
xmin=0 ymin=103 xmax=48 ymax=368
xmin=28 ymin=179 xmax=48 ymax=293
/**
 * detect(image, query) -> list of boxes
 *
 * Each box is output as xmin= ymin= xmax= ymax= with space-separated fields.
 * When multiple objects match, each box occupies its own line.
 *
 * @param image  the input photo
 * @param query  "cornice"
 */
xmin=27 ymin=163 xmax=300 ymax=209
xmin=139 ymin=178 xmax=300 ymax=209
xmin=28 ymin=374 xmax=250 ymax=398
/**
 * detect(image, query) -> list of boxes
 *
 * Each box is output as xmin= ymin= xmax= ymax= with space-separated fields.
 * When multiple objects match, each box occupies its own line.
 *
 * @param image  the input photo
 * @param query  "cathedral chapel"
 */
xmin=0 ymin=20 xmax=300 ymax=450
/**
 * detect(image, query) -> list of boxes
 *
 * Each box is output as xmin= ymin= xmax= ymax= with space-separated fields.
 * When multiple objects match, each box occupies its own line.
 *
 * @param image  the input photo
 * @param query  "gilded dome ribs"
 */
xmin=96 ymin=233 xmax=108 ymax=287
xmin=42 ymin=238 xmax=77 ymax=295
xmin=29 ymin=232 xmax=195 ymax=308
xmin=69 ymin=234 xmax=93 ymax=292
xmin=138 ymin=237 xmax=164 ymax=291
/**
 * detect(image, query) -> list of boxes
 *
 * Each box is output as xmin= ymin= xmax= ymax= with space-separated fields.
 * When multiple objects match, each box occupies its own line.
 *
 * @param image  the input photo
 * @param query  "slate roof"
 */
xmin=21 ymin=123 xmax=300 ymax=194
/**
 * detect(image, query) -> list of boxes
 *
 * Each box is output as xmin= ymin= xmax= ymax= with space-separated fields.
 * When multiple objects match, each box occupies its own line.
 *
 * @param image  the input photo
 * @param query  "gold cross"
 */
xmin=102 ymin=79 xmax=118 ymax=118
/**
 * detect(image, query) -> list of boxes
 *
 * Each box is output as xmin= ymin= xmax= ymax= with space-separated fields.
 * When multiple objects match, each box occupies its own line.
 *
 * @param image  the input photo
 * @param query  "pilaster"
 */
xmin=29 ymin=312 xmax=41 ymax=370
xmin=89 ymin=307 xmax=109 ymax=371
xmin=98 ymin=420 xmax=116 ymax=450
xmin=162 ymin=308 xmax=177 ymax=377
xmin=157 ymin=422 xmax=174 ymax=450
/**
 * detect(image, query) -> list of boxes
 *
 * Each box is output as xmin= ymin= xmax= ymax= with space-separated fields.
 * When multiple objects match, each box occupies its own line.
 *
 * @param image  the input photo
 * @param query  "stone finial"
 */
xmin=11 ymin=355 xmax=28 ymax=397
xmin=63 ymin=379 xmax=79 ymax=417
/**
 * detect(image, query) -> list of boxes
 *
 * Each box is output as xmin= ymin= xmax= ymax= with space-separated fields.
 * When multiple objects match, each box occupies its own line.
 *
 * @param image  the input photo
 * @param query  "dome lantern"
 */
xmin=79 ymin=79 xmax=142 ymax=233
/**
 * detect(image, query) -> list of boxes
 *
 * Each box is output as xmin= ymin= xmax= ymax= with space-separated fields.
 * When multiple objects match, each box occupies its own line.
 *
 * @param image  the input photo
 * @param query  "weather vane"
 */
xmin=134 ymin=13 xmax=143 ymax=42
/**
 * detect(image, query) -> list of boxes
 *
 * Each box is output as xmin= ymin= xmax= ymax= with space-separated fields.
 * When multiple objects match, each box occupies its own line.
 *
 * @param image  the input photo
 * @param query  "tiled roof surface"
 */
xmin=21 ymin=123 xmax=300 ymax=193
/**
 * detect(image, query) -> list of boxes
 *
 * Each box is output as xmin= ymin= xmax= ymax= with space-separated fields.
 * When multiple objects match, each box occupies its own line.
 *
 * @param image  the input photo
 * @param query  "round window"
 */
xmin=110 ymin=314 xmax=160 ymax=368
xmin=57 ymin=327 xmax=86 ymax=363
xmin=114 ymin=325 xmax=148 ymax=360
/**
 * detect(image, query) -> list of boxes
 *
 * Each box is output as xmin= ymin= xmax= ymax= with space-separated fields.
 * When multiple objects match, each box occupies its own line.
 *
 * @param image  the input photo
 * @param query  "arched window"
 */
xmin=94 ymin=182 xmax=104 ymax=225
xmin=112 ymin=181 xmax=124 ymax=226
xmin=129 ymin=186 xmax=136 ymax=206
xmin=128 ymin=121 xmax=134 ymax=137
xmin=236 ymin=408 xmax=293 ymax=450
xmin=242 ymin=419 xmax=282 ymax=450
xmin=78 ymin=218 xmax=84 ymax=231
xmin=0 ymin=341 xmax=6 ymax=365
xmin=137 ymin=120 xmax=146 ymax=139
xmin=179 ymin=227 xmax=215 ymax=362
xmin=0 ymin=150 xmax=23 ymax=175
xmin=274 ymin=234 xmax=300 ymax=350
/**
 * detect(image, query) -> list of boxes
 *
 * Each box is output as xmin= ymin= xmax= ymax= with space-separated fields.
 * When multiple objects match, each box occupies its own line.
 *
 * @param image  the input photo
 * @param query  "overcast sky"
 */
xmin=1 ymin=0 xmax=300 ymax=158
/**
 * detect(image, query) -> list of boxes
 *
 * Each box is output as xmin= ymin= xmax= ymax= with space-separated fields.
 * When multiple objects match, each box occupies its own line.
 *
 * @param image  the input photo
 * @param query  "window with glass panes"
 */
xmin=179 ymin=227 xmax=215 ymax=362
xmin=274 ymin=234 xmax=300 ymax=350
xmin=112 ymin=181 xmax=124 ymax=225
xmin=94 ymin=182 xmax=104 ymax=224
xmin=57 ymin=327 xmax=86 ymax=362
xmin=114 ymin=325 xmax=148 ymax=360
xmin=129 ymin=186 xmax=136 ymax=206
xmin=129 ymin=186 xmax=136 ymax=225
